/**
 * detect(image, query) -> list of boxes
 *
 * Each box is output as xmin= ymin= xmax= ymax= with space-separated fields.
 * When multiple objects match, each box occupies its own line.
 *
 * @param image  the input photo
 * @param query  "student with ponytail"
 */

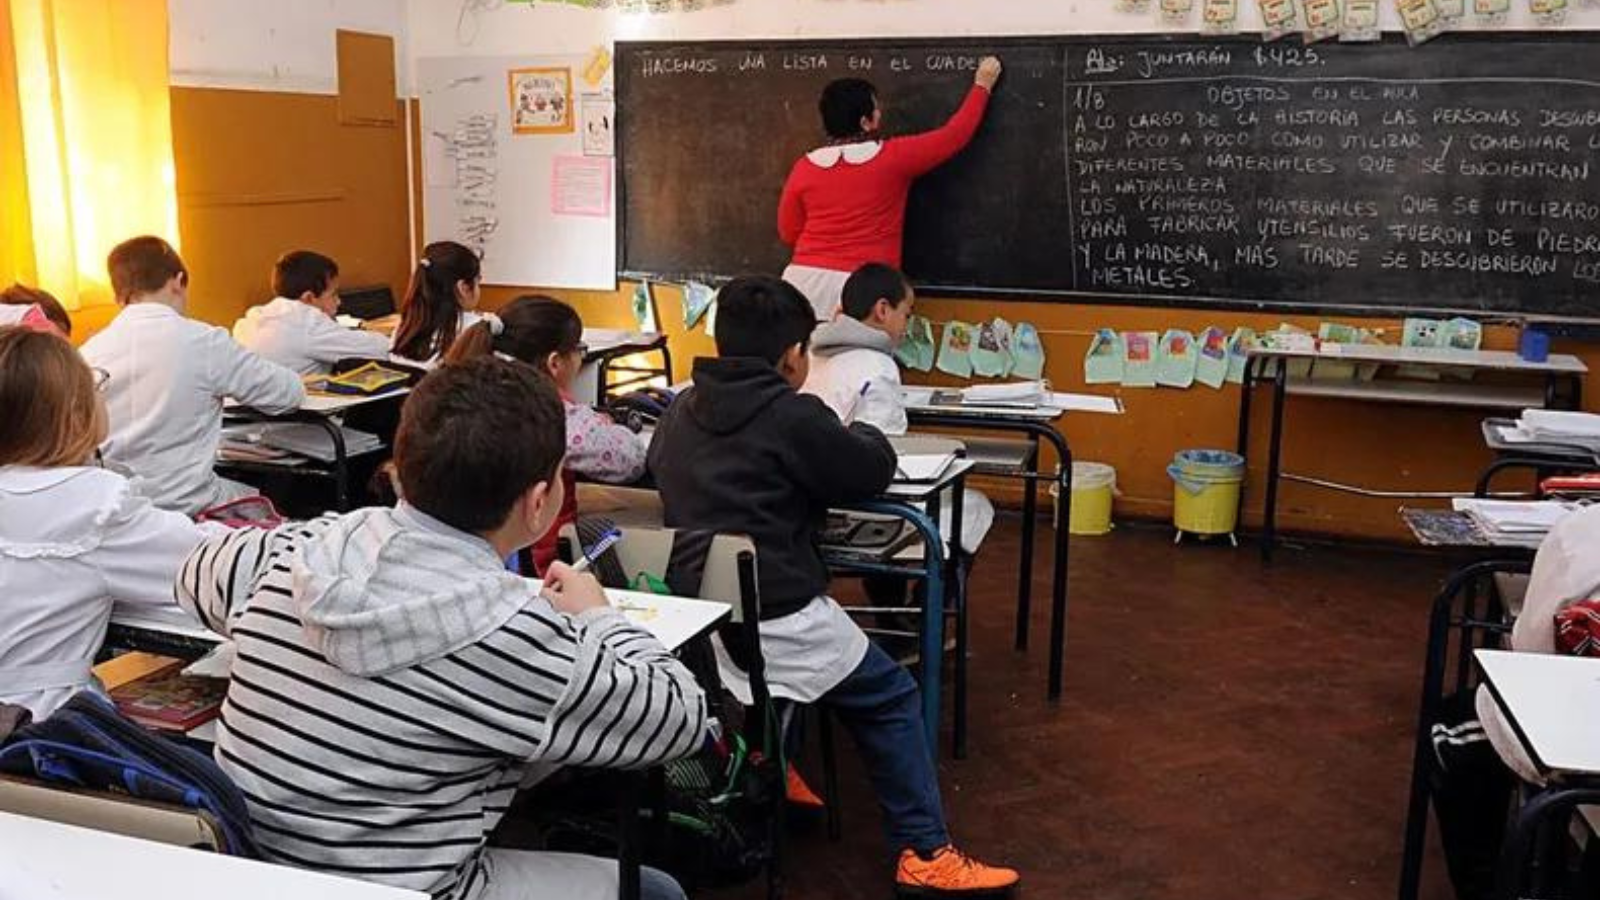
xmin=390 ymin=241 xmax=483 ymax=367
xmin=444 ymin=295 xmax=647 ymax=572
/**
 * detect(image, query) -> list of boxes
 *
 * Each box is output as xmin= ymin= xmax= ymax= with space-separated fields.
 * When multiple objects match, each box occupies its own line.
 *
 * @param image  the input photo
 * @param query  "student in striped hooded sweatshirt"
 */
xmin=175 ymin=356 xmax=705 ymax=900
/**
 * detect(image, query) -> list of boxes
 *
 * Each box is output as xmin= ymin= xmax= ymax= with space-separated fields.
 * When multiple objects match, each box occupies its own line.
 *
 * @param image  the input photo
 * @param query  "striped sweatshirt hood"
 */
xmin=293 ymin=503 xmax=533 ymax=676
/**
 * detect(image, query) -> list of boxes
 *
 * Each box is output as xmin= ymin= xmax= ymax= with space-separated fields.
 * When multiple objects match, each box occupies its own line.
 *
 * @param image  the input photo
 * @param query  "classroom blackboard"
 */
xmin=616 ymin=35 xmax=1600 ymax=319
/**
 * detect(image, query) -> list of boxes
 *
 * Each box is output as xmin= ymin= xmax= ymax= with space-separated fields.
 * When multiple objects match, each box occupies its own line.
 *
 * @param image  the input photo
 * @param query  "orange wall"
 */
xmin=170 ymin=86 xmax=411 ymax=330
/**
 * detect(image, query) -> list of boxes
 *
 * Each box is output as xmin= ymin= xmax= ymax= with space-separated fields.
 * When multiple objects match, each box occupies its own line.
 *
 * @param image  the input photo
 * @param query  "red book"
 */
xmin=109 ymin=663 xmax=226 ymax=732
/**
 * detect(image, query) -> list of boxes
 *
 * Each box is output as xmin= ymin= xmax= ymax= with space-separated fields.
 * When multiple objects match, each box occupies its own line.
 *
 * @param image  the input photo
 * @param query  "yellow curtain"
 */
xmin=0 ymin=0 xmax=177 ymax=310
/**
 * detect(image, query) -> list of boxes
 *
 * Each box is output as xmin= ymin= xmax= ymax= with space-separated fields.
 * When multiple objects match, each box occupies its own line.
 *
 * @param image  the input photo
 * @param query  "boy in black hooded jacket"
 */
xmin=648 ymin=275 xmax=1019 ymax=898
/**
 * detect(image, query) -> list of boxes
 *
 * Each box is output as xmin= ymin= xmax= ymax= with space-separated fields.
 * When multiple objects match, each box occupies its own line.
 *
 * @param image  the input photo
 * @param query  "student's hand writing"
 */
xmin=975 ymin=56 xmax=1003 ymax=91
xmin=542 ymin=562 xmax=610 ymax=615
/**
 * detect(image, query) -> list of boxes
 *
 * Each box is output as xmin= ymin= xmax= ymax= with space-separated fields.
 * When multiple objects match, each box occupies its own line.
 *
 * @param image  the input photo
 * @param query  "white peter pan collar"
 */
xmin=806 ymin=141 xmax=884 ymax=168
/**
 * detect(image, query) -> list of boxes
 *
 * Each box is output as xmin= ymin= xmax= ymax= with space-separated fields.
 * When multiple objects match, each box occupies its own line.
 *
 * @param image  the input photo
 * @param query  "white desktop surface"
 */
xmin=0 ymin=810 xmax=426 ymax=900
xmin=1250 ymin=343 xmax=1587 ymax=374
xmin=1476 ymin=649 xmax=1600 ymax=776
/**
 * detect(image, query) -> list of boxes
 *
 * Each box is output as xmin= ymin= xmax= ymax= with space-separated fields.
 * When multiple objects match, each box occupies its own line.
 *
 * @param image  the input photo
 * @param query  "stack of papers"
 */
xmin=895 ymin=452 xmax=957 ymax=483
xmin=1451 ymin=498 xmax=1577 ymax=547
xmin=901 ymin=385 xmax=1121 ymax=415
xmin=960 ymin=381 xmax=1046 ymax=406
xmin=1499 ymin=409 xmax=1600 ymax=452
xmin=249 ymin=423 xmax=382 ymax=462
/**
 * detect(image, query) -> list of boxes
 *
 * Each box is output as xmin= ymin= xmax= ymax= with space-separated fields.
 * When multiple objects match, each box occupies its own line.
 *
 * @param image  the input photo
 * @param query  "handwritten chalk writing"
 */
xmin=1080 ymin=217 xmax=1129 ymax=238
xmin=890 ymin=57 xmax=912 ymax=72
xmin=1400 ymin=194 xmax=1439 ymax=214
xmin=1135 ymin=48 xmax=1233 ymax=78
xmin=1256 ymin=197 xmax=1379 ymax=217
xmin=1458 ymin=158 xmax=1590 ymax=182
xmin=1084 ymin=48 xmax=1123 ymax=75
xmin=1574 ymin=261 xmax=1600 ymax=283
xmin=1539 ymin=110 xmax=1600 ymax=128
xmin=1537 ymin=229 xmax=1600 ymax=254
xmin=1269 ymin=131 xmax=1324 ymax=149
xmin=1138 ymin=194 xmax=1237 ymax=214
xmin=1147 ymin=213 xmax=1242 ymax=235
xmin=1090 ymin=265 xmax=1194 ymax=290
xmin=926 ymin=55 xmax=980 ymax=72
xmin=1418 ymin=250 xmax=1560 ymax=275
xmin=1466 ymin=133 xmax=1572 ymax=152
xmin=1205 ymin=153 xmax=1337 ymax=174
xmin=848 ymin=56 xmax=873 ymax=71
xmin=1134 ymin=243 xmax=1217 ymax=266
xmin=1451 ymin=197 xmax=1481 ymax=216
xmin=1384 ymin=109 xmax=1418 ymax=126
xmin=1495 ymin=198 xmax=1600 ymax=221
xmin=1077 ymin=156 xmax=1187 ymax=175
xmin=782 ymin=54 xmax=828 ymax=71
xmin=1257 ymin=219 xmax=1373 ymax=241
xmin=1299 ymin=245 xmax=1362 ymax=268
xmin=1252 ymin=46 xmax=1323 ymax=67
xmin=1273 ymin=108 xmax=1359 ymax=127
xmin=1236 ymin=244 xmax=1280 ymax=268
xmin=738 ymin=53 xmax=766 ymax=72
xmin=1341 ymin=132 xmax=1423 ymax=151
xmin=1433 ymin=108 xmax=1522 ymax=127
xmin=642 ymin=56 xmax=718 ymax=76
xmin=1113 ymin=176 xmax=1229 ymax=194
xmin=1080 ymin=196 xmax=1118 ymax=215
xmin=1127 ymin=111 xmax=1187 ymax=128
xmin=1206 ymin=84 xmax=1290 ymax=109
xmin=1387 ymin=222 xmax=1475 ymax=244
xmin=1202 ymin=131 xmax=1251 ymax=149
xmin=1125 ymin=132 xmax=1171 ymax=149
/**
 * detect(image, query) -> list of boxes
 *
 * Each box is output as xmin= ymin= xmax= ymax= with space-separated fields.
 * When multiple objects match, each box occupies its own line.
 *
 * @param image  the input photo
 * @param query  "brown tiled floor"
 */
xmin=706 ymin=517 xmax=1462 ymax=900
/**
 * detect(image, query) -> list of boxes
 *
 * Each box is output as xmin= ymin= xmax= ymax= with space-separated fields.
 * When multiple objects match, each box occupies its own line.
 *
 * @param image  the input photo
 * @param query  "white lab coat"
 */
xmin=81 ymin=303 xmax=305 ymax=515
xmin=0 ymin=466 xmax=215 ymax=718
xmin=232 ymin=297 xmax=391 ymax=375
xmin=802 ymin=317 xmax=993 ymax=553
xmin=388 ymin=311 xmax=482 ymax=370
xmin=1476 ymin=504 xmax=1600 ymax=784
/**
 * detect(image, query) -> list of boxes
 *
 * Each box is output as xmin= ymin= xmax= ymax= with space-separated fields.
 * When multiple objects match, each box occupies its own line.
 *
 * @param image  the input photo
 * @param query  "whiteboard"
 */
xmin=417 ymin=54 xmax=615 ymax=290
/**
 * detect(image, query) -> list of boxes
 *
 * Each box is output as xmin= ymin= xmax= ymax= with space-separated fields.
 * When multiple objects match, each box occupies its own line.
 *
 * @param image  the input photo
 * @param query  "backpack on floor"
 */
xmin=0 ymin=691 xmax=261 ymax=857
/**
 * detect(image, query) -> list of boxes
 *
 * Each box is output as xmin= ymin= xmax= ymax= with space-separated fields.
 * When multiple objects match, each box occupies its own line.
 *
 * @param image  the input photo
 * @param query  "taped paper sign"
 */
xmin=1196 ymin=326 xmax=1229 ymax=389
xmin=632 ymin=282 xmax=658 ymax=333
xmin=1011 ymin=322 xmax=1046 ymax=380
xmin=896 ymin=314 xmax=936 ymax=372
xmin=971 ymin=318 xmax=1015 ymax=378
xmin=937 ymin=321 xmax=975 ymax=378
xmin=1122 ymin=331 xmax=1159 ymax=388
xmin=683 ymin=281 xmax=714 ymax=330
xmin=1084 ymin=328 xmax=1124 ymax=385
xmin=1157 ymin=330 xmax=1198 ymax=389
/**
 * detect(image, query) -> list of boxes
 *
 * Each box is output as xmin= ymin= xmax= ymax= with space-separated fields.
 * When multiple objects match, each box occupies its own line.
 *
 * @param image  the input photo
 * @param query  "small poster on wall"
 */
xmin=508 ymin=67 xmax=574 ymax=135
xmin=581 ymin=94 xmax=615 ymax=157
xmin=552 ymin=156 xmax=612 ymax=217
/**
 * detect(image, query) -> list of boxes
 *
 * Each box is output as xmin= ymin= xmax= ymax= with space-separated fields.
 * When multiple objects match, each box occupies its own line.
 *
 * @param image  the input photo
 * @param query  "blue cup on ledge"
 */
xmin=1518 ymin=327 xmax=1550 ymax=363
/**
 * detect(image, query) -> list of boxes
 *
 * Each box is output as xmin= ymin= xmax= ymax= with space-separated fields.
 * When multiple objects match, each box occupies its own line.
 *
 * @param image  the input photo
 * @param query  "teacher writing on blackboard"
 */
xmin=778 ymin=56 xmax=1004 ymax=320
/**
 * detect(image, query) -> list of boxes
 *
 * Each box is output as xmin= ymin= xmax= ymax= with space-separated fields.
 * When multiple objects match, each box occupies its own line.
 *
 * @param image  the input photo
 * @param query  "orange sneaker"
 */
xmin=785 ymin=765 xmax=825 ymax=808
xmin=895 ymin=845 xmax=1020 ymax=897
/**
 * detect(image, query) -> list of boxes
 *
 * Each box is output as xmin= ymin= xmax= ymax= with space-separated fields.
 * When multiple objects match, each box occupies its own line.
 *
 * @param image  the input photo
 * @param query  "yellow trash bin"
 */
xmin=1050 ymin=462 xmax=1117 ymax=535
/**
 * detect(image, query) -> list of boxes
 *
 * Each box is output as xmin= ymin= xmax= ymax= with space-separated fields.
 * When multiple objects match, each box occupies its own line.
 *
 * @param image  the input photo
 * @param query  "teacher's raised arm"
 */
xmin=777 ymin=56 xmax=1003 ymax=320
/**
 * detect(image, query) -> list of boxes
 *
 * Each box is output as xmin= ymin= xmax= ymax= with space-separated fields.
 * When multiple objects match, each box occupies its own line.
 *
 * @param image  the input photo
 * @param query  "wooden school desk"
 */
xmin=1236 ymin=345 xmax=1587 ymax=561
xmin=0 ymin=809 xmax=426 ymax=900
xmin=221 ymin=387 xmax=409 ymax=511
xmin=1474 ymin=649 xmax=1600 ymax=900
xmin=901 ymin=392 xmax=1076 ymax=703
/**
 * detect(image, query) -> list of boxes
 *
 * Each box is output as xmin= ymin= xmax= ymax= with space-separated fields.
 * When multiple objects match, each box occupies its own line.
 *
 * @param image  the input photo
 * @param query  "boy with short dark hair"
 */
xmin=233 ymin=249 xmax=391 ymax=374
xmin=648 ymin=274 xmax=1019 ymax=898
xmin=82 ymin=235 xmax=305 ymax=514
xmin=176 ymin=357 xmax=704 ymax=900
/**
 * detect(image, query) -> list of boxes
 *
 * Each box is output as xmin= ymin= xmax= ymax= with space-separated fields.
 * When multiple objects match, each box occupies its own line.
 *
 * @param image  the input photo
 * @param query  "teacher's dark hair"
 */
xmin=819 ymin=78 xmax=878 ymax=139
xmin=713 ymin=276 xmax=817 ymax=365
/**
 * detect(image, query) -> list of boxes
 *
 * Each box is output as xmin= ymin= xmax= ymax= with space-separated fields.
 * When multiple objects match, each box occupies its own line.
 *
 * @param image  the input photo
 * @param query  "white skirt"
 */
xmin=782 ymin=263 xmax=850 ymax=322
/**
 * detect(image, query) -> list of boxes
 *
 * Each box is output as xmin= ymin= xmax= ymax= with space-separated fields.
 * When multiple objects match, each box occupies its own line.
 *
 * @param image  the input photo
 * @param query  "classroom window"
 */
xmin=0 ymin=0 xmax=178 ymax=309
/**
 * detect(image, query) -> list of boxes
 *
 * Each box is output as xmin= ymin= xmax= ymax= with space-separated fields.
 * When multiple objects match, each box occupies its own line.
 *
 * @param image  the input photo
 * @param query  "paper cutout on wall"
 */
xmin=1011 ymin=322 xmax=1045 ymax=380
xmin=970 ymin=318 xmax=1014 ymax=378
xmin=581 ymin=46 xmax=612 ymax=88
xmin=936 ymin=321 xmax=975 ymax=378
xmin=683 ymin=281 xmax=714 ymax=330
xmin=1402 ymin=317 xmax=1444 ymax=348
xmin=1084 ymin=328 xmax=1124 ymax=384
xmin=1122 ymin=331 xmax=1159 ymax=388
xmin=632 ymin=281 xmax=658 ymax=333
xmin=1157 ymin=330 xmax=1198 ymax=389
xmin=896 ymin=315 xmax=936 ymax=372
xmin=1196 ymin=327 xmax=1229 ymax=389
xmin=1443 ymin=317 xmax=1483 ymax=351
xmin=1225 ymin=328 xmax=1257 ymax=384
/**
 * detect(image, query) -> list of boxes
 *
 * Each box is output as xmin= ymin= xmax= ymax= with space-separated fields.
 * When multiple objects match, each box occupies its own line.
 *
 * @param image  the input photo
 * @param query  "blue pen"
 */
xmin=570 ymin=528 xmax=622 ymax=574
xmin=842 ymin=381 xmax=871 ymax=425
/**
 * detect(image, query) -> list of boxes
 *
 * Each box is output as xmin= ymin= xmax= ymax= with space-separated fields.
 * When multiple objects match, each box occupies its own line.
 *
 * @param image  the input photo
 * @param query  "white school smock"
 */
xmin=388 ymin=311 xmax=483 ymax=370
xmin=0 ymin=466 xmax=215 ymax=718
xmin=1475 ymin=504 xmax=1600 ymax=784
xmin=232 ymin=297 xmax=391 ymax=376
xmin=81 ymin=303 xmax=305 ymax=515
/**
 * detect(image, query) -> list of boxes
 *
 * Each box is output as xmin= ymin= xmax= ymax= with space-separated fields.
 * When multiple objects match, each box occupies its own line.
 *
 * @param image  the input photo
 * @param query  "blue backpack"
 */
xmin=0 ymin=691 xmax=261 ymax=857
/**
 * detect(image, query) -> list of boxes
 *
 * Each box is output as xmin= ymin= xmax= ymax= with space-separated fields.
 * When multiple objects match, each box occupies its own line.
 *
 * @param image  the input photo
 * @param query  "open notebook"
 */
xmin=895 ymin=452 xmax=958 ymax=483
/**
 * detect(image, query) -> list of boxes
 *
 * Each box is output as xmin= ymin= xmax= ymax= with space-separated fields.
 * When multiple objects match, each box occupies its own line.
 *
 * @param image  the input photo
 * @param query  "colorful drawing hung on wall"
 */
xmin=508 ymin=67 xmax=574 ymax=135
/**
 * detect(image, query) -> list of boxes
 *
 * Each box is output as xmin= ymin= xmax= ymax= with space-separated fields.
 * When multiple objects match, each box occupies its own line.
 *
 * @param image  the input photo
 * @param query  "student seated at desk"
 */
xmin=803 ymin=263 xmax=994 ymax=554
xmin=647 ymin=275 xmax=1019 ymax=898
xmin=233 ymin=250 xmax=390 ymax=375
xmin=175 ymin=357 xmax=703 ymax=900
xmin=389 ymin=240 xmax=483 ymax=369
xmin=444 ymin=296 xmax=647 ymax=574
xmin=81 ymin=236 xmax=305 ymax=516
xmin=0 ymin=328 xmax=214 ymax=718
xmin=0 ymin=283 xmax=72 ymax=336
xmin=1477 ymin=504 xmax=1600 ymax=783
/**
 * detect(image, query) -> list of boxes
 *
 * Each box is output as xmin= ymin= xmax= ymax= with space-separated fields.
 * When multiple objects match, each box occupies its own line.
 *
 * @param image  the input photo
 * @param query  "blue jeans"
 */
xmin=820 ymin=642 xmax=951 ymax=853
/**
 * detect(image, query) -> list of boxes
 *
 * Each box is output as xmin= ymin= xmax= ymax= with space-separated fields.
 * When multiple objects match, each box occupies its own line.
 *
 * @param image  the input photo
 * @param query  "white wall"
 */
xmin=169 ymin=0 xmax=409 ymax=94
xmin=407 ymin=0 xmax=1600 ymax=77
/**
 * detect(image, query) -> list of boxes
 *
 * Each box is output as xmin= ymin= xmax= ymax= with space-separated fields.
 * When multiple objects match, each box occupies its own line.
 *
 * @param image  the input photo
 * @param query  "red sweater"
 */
xmin=777 ymin=85 xmax=992 ymax=273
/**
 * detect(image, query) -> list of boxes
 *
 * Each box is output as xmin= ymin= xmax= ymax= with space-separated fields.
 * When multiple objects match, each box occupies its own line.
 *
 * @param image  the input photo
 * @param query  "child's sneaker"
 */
xmin=895 ymin=845 xmax=1019 ymax=897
